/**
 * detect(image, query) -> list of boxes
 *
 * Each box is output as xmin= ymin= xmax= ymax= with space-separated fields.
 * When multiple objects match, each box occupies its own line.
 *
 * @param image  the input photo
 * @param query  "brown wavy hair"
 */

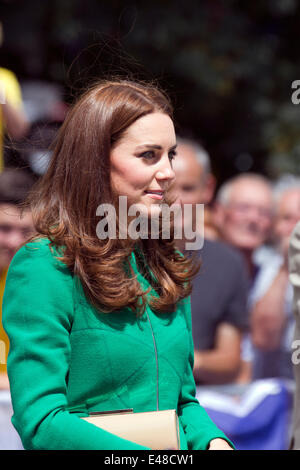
xmin=27 ymin=79 xmax=199 ymax=315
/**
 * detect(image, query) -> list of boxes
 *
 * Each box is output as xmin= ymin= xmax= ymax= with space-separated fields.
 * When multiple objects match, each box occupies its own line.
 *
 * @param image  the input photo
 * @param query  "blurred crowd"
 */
xmin=173 ymin=139 xmax=300 ymax=388
xmin=0 ymin=49 xmax=68 ymax=389
xmin=0 ymin=50 xmax=300 ymax=450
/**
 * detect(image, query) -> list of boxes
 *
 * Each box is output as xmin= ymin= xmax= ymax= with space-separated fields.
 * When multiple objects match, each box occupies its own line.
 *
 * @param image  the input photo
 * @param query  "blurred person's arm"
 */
xmin=234 ymin=333 xmax=253 ymax=383
xmin=0 ymin=372 xmax=9 ymax=389
xmin=251 ymin=267 xmax=289 ymax=351
xmin=193 ymin=323 xmax=242 ymax=385
xmin=234 ymin=360 xmax=252 ymax=384
xmin=1 ymin=101 xmax=29 ymax=140
xmin=192 ymin=244 xmax=248 ymax=385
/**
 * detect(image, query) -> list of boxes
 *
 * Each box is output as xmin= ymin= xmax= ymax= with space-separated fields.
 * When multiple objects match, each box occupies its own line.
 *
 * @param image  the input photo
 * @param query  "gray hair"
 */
xmin=216 ymin=173 xmax=271 ymax=206
xmin=272 ymin=173 xmax=300 ymax=207
xmin=176 ymin=137 xmax=211 ymax=177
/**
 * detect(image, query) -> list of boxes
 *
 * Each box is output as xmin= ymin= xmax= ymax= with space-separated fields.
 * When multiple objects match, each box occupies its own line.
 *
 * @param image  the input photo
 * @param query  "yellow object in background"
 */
xmin=0 ymin=267 xmax=8 ymax=373
xmin=0 ymin=67 xmax=23 ymax=172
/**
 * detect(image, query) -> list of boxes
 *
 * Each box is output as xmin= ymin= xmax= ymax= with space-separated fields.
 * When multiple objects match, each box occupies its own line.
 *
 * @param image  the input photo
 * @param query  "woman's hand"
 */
xmin=208 ymin=438 xmax=233 ymax=450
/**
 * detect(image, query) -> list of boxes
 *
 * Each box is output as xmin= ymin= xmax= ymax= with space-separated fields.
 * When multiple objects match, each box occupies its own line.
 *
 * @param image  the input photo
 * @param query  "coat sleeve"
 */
xmin=177 ymin=296 xmax=235 ymax=450
xmin=3 ymin=240 xmax=149 ymax=450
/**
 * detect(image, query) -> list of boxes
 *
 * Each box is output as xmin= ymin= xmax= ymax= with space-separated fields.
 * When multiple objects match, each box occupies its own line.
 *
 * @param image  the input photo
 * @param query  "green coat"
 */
xmin=3 ymin=237 xmax=233 ymax=450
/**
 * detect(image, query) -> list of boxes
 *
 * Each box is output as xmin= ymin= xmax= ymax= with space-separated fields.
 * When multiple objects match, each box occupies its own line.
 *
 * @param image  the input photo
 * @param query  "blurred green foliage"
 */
xmin=1 ymin=0 xmax=300 ymax=183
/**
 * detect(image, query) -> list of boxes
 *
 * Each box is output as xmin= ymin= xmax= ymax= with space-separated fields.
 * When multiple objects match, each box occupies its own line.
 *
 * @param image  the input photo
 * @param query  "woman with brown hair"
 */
xmin=3 ymin=79 xmax=233 ymax=450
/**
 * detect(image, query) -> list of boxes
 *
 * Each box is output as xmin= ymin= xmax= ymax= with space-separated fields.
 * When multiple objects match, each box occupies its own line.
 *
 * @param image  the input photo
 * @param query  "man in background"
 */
xmin=0 ymin=168 xmax=35 ymax=389
xmin=250 ymin=175 xmax=300 ymax=379
xmin=213 ymin=173 xmax=273 ymax=381
xmin=214 ymin=173 xmax=273 ymax=283
xmin=173 ymin=137 xmax=249 ymax=385
xmin=288 ymin=219 xmax=300 ymax=449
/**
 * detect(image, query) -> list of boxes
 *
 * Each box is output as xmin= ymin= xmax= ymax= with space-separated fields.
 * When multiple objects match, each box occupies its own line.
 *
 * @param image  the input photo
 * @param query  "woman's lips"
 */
xmin=144 ymin=190 xmax=164 ymax=200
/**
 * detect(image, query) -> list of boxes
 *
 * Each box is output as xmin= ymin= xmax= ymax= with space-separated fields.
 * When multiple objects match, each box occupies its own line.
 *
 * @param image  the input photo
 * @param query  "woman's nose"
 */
xmin=156 ymin=157 xmax=175 ymax=182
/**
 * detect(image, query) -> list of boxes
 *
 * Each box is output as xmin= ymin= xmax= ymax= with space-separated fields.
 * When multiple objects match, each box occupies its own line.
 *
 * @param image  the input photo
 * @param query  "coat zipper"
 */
xmin=145 ymin=309 xmax=159 ymax=412
xmin=131 ymin=249 xmax=159 ymax=411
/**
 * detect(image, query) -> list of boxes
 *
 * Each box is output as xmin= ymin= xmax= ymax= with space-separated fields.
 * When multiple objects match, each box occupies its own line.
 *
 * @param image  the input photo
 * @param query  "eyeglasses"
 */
xmin=228 ymin=203 xmax=272 ymax=219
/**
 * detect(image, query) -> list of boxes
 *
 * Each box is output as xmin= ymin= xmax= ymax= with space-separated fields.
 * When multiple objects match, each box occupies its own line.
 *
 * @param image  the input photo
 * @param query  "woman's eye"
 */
xmin=140 ymin=151 xmax=156 ymax=160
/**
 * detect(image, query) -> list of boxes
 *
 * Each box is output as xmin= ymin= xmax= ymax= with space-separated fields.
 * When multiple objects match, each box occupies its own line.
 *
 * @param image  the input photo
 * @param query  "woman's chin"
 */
xmin=129 ymin=199 xmax=162 ymax=217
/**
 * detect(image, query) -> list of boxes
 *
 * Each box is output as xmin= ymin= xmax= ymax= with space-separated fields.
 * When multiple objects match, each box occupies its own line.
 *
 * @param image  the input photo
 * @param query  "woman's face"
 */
xmin=110 ymin=112 xmax=176 ymax=217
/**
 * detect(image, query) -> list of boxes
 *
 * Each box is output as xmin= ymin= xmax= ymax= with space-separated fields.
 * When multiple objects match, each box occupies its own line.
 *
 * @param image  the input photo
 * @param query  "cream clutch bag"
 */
xmin=81 ymin=408 xmax=180 ymax=450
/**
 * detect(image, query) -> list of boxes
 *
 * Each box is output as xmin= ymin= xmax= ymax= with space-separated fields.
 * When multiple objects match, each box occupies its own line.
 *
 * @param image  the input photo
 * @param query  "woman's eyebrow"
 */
xmin=135 ymin=144 xmax=177 ymax=150
xmin=135 ymin=144 xmax=162 ymax=150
